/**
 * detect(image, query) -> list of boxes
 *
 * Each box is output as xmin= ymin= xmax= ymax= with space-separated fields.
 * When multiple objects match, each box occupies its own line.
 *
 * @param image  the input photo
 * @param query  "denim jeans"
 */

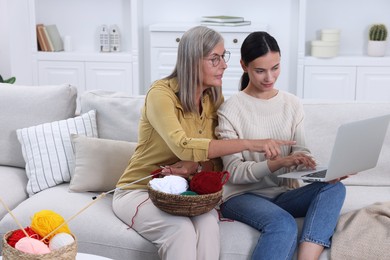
xmin=220 ymin=182 xmax=346 ymax=260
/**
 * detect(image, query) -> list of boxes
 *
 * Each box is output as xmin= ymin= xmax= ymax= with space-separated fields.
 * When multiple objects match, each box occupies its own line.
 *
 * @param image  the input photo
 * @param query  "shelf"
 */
xmin=304 ymin=56 xmax=390 ymax=66
xmin=149 ymin=23 xmax=269 ymax=33
xmin=35 ymin=51 xmax=133 ymax=62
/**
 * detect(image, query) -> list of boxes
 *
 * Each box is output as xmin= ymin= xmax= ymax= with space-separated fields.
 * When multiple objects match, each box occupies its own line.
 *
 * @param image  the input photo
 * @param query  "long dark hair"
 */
xmin=240 ymin=31 xmax=281 ymax=90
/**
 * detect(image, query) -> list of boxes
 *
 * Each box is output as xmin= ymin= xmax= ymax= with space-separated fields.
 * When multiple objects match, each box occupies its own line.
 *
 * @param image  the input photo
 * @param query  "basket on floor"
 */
xmin=147 ymin=183 xmax=223 ymax=217
xmin=2 ymin=230 xmax=77 ymax=260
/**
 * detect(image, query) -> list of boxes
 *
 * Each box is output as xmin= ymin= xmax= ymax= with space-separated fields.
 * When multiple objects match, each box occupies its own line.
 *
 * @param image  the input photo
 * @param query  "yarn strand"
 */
xmin=0 ymin=196 xmax=30 ymax=237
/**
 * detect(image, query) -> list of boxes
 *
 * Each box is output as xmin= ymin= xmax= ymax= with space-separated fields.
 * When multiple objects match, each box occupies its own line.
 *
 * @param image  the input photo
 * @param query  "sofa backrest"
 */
xmin=79 ymin=90 xmax=145 ymax=142
xmin=78 ymin=91 xmax=390 ymax=186
xmin=0 ymin=84 xmax=77 ymax=168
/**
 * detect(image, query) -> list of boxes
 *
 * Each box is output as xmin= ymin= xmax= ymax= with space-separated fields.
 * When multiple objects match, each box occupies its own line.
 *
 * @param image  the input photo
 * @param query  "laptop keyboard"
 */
xmin=303 ymin=169 xmax=327 ymax=178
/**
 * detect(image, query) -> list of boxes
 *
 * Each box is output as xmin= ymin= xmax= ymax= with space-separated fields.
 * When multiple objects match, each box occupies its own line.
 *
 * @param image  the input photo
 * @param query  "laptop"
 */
xmin=278 ymin=114 xmax=390 ymax=182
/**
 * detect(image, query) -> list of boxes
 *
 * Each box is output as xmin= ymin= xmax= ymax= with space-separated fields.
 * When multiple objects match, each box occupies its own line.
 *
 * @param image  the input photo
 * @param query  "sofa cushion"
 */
xmin=0 ymin=84 xmax=77 ymax=168
xmin=16 ymin=110 xmax=97 ymax=195
xmin=0 ymin=166 xmax=28 ymax=220
xmin=80 ymin=90 xmax=145 ymax=142
xmin=69 ymin=135 xmax=137 ymax=192
xmin=303 ymin=102 xmax=390 ymax=186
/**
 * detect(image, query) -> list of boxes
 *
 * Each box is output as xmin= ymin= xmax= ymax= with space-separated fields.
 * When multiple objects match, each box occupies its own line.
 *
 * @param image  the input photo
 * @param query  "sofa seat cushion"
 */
xmin=0 ymin=166 xmax=28 ymax=220
xmin=0 ymin=84 xmax=77 ymax=168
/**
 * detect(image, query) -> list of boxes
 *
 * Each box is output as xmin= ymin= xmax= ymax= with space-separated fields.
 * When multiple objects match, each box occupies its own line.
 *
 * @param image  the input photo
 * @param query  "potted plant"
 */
xmin=0 ymin=74 xmax=16 ymax=84
xmin=367 ymin=23 xmax=388 ymax=57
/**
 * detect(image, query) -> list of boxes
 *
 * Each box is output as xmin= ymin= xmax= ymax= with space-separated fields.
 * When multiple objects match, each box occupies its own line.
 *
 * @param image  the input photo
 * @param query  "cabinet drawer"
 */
xmin=151 ymin=31 xmax=250 ymax=50
xmin=151 ymin=32 xmax=184 ymax=48
xmin=222 ymin=32 xmax=250 ymax=49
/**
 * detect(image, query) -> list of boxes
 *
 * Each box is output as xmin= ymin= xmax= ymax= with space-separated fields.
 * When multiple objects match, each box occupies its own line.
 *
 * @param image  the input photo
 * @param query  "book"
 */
xmin=46 ymin=24 xmax=64 ymax=51
xmin=36 ymin=24 xmax=46 ymax=51
xmin=201 ymin=15 xmax=244 ymax=23
xmin=36 ymin=24 xmax=53 ymax=51
xmin=42 ymin=26 xmax=54 ymax=51
xmin=201 ymin=21 xmax=251 ymax=27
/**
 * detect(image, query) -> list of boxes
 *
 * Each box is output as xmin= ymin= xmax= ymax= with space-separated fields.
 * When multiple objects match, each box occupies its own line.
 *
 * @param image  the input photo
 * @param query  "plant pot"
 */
xmin=367 ymin=40 xmax=387 ymax=57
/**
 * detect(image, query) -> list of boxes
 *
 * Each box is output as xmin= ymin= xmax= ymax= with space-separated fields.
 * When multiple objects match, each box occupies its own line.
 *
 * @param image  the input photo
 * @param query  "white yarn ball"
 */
xmin=150 ymin=175 xmax=188 ymax=194
xmin=49 ymin=232 xmax=74 ymax=250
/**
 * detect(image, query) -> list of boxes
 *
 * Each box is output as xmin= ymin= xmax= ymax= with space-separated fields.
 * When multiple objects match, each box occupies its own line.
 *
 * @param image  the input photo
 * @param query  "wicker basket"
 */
xmin=148 ymin=183 xmax=222 ymax=217
xmin=2 ymin=230 xmax=77 ymax=260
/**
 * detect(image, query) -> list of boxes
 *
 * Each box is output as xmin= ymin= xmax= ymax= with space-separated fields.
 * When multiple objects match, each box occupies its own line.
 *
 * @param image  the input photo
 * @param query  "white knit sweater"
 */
xmin=216 ymin=90 xmax=311 ymax=200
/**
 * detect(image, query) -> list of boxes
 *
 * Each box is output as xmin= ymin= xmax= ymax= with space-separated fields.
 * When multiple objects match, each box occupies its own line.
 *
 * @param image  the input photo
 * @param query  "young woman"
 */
xmin=216 ymin=31 xmax=346 ymax=260
xmin=112 ymin=26 xmax=294 ymax=260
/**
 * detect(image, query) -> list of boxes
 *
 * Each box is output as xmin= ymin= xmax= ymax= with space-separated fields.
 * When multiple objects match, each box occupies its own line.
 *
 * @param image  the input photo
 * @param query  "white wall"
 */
xmin=0 ymin=0 xmax=33 ymax=84
xmin=0 ymin=0 xmax=11 ymax=78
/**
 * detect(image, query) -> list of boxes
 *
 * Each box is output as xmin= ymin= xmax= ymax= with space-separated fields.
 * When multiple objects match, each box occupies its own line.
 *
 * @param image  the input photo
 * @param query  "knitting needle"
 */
xmin=92 ymin=171 xmax=162 ymax=200
xmin=0 ymin=197 xmax=30 ymax=237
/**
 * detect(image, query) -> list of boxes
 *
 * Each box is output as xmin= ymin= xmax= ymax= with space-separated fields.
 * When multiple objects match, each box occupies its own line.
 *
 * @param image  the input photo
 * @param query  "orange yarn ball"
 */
xmin=30 ymin=210 xmax=71 ymax=242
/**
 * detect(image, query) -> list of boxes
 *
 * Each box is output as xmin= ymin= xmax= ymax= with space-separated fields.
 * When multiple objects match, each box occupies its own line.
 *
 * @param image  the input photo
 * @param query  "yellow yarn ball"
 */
xmin=30 ymin=210 xmax=71 ymax=241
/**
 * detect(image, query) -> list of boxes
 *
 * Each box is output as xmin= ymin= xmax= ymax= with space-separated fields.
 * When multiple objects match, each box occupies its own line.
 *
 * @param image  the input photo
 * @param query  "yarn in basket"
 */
xmin=6 ymin=227 xmax=41 ymax=248
xmin=15 ymin=236 xmax=51 ymax=254
xmin=30 ymin=210 xmax=72 ymax=242
xmin=190 ymin=171 xmax=230 ymax=195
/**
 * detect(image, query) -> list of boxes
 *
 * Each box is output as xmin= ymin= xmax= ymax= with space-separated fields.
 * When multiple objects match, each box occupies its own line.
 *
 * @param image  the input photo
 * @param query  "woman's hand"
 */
xmin=160 ymin=161 xmax=199 ymax=178
xmin=268 ymin=152 xmax=316 ymax=173
xmin=249 ymin=139 xmax=297 ymax=159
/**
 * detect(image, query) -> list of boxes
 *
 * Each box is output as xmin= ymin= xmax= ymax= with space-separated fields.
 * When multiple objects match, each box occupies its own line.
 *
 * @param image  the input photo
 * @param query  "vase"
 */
xmin=367 ymin=40 xmax=387 ymax=57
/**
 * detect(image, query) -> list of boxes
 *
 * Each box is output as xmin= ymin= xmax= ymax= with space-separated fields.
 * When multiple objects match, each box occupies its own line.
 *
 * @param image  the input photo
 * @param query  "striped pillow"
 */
xmin=16 ymin=110 xmax=97 ymax=195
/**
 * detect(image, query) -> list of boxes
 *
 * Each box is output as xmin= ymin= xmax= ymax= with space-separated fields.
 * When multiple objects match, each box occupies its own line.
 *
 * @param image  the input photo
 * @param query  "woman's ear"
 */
xmin=240 ymin=59 xmax=247 ymax=72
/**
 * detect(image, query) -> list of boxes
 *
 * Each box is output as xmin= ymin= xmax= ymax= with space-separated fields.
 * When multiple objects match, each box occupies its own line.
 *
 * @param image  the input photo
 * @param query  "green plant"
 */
xmin=0 ymin=74 xmax=16 ymax=84
xmin=369 ymin=24 xmax=388 ymax=41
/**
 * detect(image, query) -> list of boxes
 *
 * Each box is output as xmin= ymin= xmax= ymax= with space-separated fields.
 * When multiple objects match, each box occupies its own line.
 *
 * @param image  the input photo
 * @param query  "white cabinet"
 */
xmin=356 ymin=67 xmax=390 ymax=101
xmin=85 ymin=62 xmax=133 ymax=93
xmin=149 ymin=24 xmax=268 ymax=97
xmin=38 ymin=60 xmax=133 ymax=93
xmin=29 ymin=0 xmax=139 ymax=95
xmin=303 ymin=66 xmax=356 ymax=100
xmin=38 ymin=61 xmax=86 ymax=92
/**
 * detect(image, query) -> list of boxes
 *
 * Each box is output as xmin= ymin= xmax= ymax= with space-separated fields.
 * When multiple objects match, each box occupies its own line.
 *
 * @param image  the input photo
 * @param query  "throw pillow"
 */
xmin=69 ymin=135 xmax=137 ymax=192
xmin=80 ymin=90 xmax=145 ymax=142
xmin=0 ymin=83 xmax=77 ymax=168
xmin=16 ymin=110 xmax=97 ymax=195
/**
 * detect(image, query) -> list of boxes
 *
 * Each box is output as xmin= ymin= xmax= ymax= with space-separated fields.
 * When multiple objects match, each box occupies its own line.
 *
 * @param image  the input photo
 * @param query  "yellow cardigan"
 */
xmin=117 ymin=78 xmax=221 ymax=190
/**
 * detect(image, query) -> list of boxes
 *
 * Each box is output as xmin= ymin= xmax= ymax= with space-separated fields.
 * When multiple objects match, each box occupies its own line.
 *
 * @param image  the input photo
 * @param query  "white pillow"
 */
xmin=69 ymin=134 xmax=137 ymax=192
xmin=16 ymin=110 xmax=98 ymax=195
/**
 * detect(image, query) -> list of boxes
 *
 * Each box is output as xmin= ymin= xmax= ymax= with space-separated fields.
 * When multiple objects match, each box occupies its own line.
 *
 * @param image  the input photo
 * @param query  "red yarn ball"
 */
xmin=7 ymin=227 xmax=42 ymax=248
xmin=190 ymin=171 xmax=230 ymax=195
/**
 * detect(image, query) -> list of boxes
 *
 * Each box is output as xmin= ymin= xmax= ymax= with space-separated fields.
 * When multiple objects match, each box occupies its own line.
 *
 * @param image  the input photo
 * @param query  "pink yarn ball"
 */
xmin=15 ymin=237 xmax=51 ymax=255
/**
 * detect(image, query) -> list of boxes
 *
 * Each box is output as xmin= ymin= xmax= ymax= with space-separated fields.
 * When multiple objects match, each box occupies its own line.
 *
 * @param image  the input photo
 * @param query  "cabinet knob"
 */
xmin=233 ymin=39 xmax=238 ymax=44
xmin=176 ymin=38 xmax=180 ymax=43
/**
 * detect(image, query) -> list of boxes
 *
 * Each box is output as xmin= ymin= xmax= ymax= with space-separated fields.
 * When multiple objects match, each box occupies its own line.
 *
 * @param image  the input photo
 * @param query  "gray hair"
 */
xmin=166 ymin=26 xmax=224 ymax=114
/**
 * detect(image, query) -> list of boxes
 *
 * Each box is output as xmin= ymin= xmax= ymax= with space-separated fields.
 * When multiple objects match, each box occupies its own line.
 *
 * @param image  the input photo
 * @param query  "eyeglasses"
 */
xmin=206 ymin=51 xmax=231 ymax=67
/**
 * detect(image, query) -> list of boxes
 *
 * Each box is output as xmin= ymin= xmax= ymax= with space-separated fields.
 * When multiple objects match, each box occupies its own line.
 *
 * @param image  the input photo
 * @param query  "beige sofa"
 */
xmin=0 ymin=84 xmax=389 ymax=259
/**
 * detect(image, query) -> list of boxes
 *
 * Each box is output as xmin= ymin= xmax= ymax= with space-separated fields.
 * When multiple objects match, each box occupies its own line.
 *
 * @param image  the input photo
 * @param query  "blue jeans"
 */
xmin=220 ymin=182 xmax=346 ymax=260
